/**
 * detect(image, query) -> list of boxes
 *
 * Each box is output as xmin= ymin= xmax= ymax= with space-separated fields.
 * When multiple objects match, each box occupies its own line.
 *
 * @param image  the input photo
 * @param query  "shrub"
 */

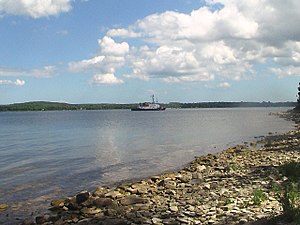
xmin=279 ymin=161 xmax=300 ymax=181
xmin=252 ymin=189 xmax=267 ymax=206
xmin=277 ymin=161 xmax=300 ymax=223
xmin=280 ymin=182 xmax=300 ymax=223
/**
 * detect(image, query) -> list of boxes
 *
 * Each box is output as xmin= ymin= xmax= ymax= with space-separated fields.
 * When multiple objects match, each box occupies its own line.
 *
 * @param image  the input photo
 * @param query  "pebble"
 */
xmin=0 ymin=203 xmax=9 ymax=212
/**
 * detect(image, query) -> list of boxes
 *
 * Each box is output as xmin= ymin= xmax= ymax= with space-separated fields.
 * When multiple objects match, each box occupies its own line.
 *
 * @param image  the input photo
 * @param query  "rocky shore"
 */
xmin=19 ymin=110 xmax=300 ymax=225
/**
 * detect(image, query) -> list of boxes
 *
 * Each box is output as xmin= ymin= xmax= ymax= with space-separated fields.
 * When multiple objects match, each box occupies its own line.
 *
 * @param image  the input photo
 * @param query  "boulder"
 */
xmin=93 ymin=198 xmax=114 ymax=208
xmin=76 ymin=191 xmax=90 ymax=204
xmin=120 ymin=196 xmax=148 ymax=205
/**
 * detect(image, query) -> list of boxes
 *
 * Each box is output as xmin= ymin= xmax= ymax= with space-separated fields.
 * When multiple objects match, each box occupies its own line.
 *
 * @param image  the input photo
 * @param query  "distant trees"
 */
xmin=0 ymin=101 xmax=296 ymax=112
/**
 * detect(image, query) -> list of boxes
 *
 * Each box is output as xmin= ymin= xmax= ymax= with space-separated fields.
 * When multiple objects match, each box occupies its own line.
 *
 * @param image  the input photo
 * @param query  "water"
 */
xmin=0 ymin=108 xmax=295 ymax=223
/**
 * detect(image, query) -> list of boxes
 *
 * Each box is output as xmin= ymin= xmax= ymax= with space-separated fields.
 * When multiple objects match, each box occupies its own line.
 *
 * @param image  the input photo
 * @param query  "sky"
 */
xmin=0 ymin=0 xmax=300 ymax=104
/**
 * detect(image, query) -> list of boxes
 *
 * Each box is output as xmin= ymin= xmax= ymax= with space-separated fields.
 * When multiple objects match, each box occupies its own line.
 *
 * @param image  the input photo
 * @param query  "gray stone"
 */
xmin=76 ymin=191 xmax=90 ymax=204
xmin=93 ymin=198 xmax=114 ymax=207
xmin=120 ymin=196 xmax=148 ymax=205
xmin=170 ymin=206 xmax=179 ymax=212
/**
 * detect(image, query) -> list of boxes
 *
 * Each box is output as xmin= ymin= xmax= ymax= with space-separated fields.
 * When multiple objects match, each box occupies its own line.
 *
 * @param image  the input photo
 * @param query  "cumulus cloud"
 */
xmin=0 ymin=79 xmax=25 ymax=86
xmin=69 ymin=0 xmax=300 ymax=85
xmin=98 ymin=36 xmax=129 ymax=56
xmin=91 ymin=73 xmax=124 ymax=85
xmin=0 ymin=0 xmax=72 ymax=18
xmin=69 ymin=36 xmax=128 ymax=84
xmin=107 ymin=28 xmax=141 ymax=38
xmin=107 ymin=0 xmax=300 ymax=83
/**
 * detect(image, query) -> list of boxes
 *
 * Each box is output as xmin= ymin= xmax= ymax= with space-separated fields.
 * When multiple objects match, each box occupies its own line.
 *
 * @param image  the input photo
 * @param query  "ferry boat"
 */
xmin=131 ymin=95 xmax=166 ymax=111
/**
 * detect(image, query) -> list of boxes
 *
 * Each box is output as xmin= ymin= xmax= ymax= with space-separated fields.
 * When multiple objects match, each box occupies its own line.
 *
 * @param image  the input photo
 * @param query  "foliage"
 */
xmin=0 ymin=101 xmax=136 ymax=111
xmin=252 ymin=189 xmax=267 ymax=206
xmin=280 ymin=182 xmax=300 ymax=223
xmin=277 ymin=161 xmax=300 ymax=223
xmin=279 ymin=161 xmax=300 ymax=182
xmin=0 ymin=101 xmax=296 ymax=112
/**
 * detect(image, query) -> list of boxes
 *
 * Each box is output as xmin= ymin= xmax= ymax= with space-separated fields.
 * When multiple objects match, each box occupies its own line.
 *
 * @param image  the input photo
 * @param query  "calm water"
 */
xmin=0 ymin=108 xmax=295 ymax=223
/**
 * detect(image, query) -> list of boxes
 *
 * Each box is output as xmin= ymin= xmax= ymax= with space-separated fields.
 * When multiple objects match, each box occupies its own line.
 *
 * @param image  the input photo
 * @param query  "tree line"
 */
xmin=0 ymin=101 xmax=297 ymax=112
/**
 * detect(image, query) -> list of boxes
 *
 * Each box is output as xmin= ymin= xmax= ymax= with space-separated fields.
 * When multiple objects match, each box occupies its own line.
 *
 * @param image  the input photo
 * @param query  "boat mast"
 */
xmin=151 ymin=94 xmax=155 ymax=103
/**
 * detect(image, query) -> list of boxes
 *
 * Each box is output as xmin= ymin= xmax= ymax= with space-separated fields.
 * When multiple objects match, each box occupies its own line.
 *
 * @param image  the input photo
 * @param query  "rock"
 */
xmin=176 ymin=174 xmax=192 ymax=183
xmin=176 ymin=217 xmax=190 ymax=223
xmin=0 ymin=204 xmax=9 ymax=212
xmin=208 ymin=219 xmax=215 ymax=224
xmin=65 ymin=198 xmax=79 ymax=210
xmin=21 ymin=219 xmax=35 ymax=225
xmin=98 ymin=218 xmax=130 ymax=225
xmin=76 ymin=191 xmax=90 ymax=204
xmin=35 ymin=216 xmax=48 ymax=224
xmin=94 ymin=187 xmax=108 ymax=197
xmin=197 ymin=165 xmax=206 ymax=172
xmin=131 ymin=184 xmax=148 ymax=194
xmin=126 ymin=187 xmax=138 ymax=194
xmin=81 ymin=207 xmax=102 ymax=215
xmin=150 ymin=176 xmax=161 ymax=182
xmin=187 ymin=205 xmax=195 ymax=211
xmin=203 ymin=183 xmax=210 ymax=190
xmin=158 ymin=179 xmax=177 ymax=189
xmin=152 ymin=217 xmax=163 ymax=224
xmin=120 ymin=196 xmax=148 ymax=205
xmin=93 ymin=197 xmax=114 ymax=207
xmin=106 ymin=208 xmax=119 ymax=217
xmin=170 ymin=206 xmax=179 ymax=212
xmin=239 ymin=218 xmax=248 ymax=223
xmin=50 ymin=199 xmax=65 ymax=207
xmin=105 ymin=190 xmax=124 ymax=199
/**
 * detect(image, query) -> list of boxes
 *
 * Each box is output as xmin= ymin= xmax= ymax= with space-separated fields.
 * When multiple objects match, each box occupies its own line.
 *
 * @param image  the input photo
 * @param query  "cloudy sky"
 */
xmin=0 ymin=0 xmax=299 ymax=104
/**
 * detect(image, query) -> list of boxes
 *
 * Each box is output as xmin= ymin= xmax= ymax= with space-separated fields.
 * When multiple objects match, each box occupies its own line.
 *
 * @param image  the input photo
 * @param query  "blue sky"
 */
xmin=0 ymin=0 xmax=299 ymax=104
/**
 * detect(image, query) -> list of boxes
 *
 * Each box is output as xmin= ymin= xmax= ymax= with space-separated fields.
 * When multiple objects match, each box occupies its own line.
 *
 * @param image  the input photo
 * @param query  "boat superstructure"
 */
xmin=131 ymin=95 xmax=166 ymax=111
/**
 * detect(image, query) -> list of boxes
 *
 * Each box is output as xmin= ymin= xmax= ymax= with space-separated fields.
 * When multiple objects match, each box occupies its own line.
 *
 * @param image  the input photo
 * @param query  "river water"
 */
xmin=0 ymin=108 xmax=295 ymax=223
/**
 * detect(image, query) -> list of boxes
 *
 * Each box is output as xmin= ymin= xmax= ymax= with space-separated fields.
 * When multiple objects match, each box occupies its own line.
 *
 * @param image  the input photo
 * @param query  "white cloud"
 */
xmin=68 ymin=56 xmax=105 ymax=73
xmin=218 ymin=82 xmax=231 ymax=89
xmin=98 ymin=36 xmax=129 ymax=56
xmin=15 ymin=79 xmax=25 ymax=86
xmin=201 ymin=41 xmax=237 ymax=64
xmin=69 ymin=0 xmax=300 ymax=84
xmin=91 ymin=73 xmax=124 ymax=85
xmin=69 ymin=36 xmax=128 ymax=84
xmin=271 ymin=66 xmax=300 ymax=77
xmin=127 ymin=45 xmax=202 ymax=81
xmin=0 ymin=79 xmax=25 ymax=86
xmin=0 ymin=0 xmax=72 ymax=18
xmin=123 ymin=0 xmax=300 ymax=81
xmin=0 ymin=66 xmax=56 ymax=78
xmin=106 ymin=28 xmax=141 ymax=38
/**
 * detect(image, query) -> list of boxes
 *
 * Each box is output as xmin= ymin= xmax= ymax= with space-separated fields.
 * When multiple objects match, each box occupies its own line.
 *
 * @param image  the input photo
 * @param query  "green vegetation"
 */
xmin=280 ymin=161 xmax=300 ymax=182
xmin=277 ymin=161 xmax=300 ymax=223
xmin=228 ymin=163 xmax=243 ymax=172
xmin=0 ymin=101 xmax=296 ymax=112
xmin=252 ymin=189 xmax=267 ymax=206
xmin=0 ymin=101 xmax=136 ymax=112
xmin=169 ymin=101 xmax=296 ymax=109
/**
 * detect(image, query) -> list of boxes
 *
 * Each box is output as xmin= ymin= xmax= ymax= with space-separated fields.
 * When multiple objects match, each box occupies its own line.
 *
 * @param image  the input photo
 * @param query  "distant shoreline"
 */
xmin=0 ymin=101 xmax=297 ymax=112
